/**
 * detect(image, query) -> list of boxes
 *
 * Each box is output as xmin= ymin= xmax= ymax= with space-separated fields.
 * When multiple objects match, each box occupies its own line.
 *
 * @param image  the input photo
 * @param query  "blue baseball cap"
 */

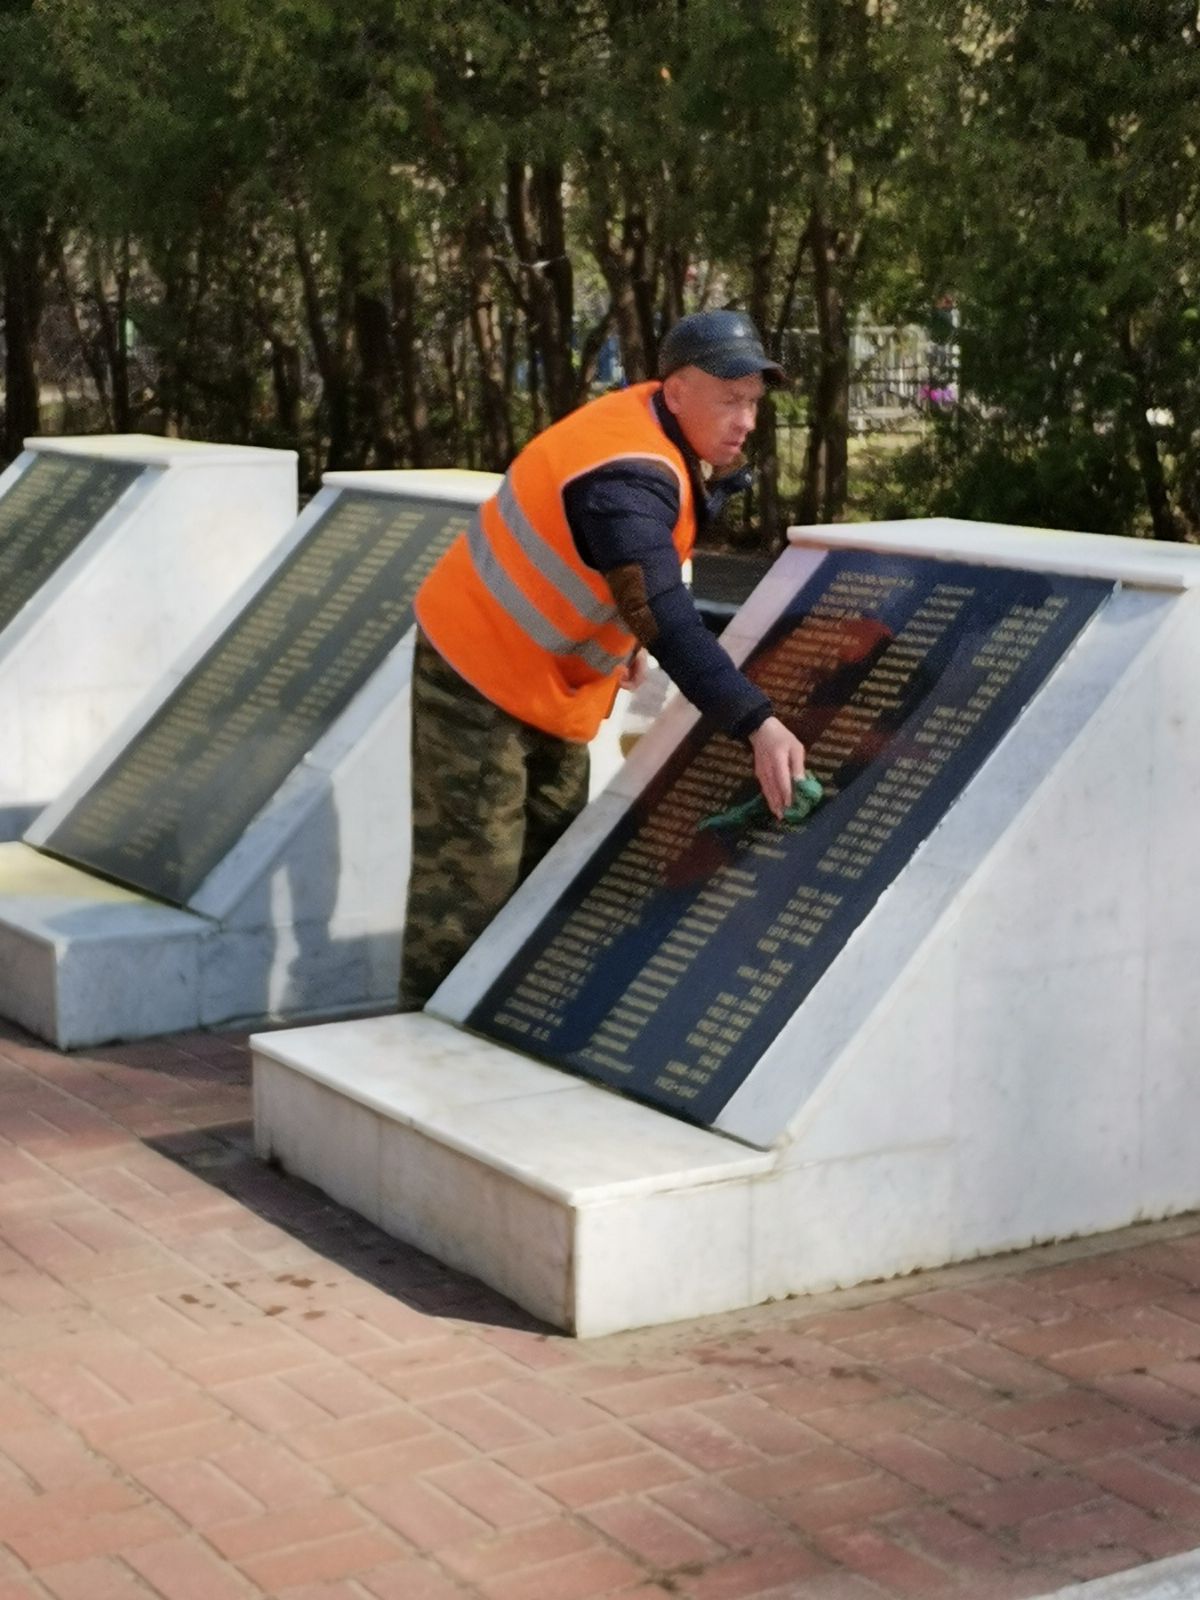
xmin=658 ymin=309 xmax=786 ymax=386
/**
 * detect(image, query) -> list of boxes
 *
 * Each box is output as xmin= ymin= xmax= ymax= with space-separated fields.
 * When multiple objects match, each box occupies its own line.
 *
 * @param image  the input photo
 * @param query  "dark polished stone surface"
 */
xmin=469 ymin=551 xmax=1113 ymax=1126
xmin=0 ymin=454 xmax=143 ymax=635
xmin=43 ymin=492 xmax=471 ymax=906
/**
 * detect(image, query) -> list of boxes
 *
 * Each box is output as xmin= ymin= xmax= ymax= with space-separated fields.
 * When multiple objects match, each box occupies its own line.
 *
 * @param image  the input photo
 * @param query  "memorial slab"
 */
xmin=463 ymin=551 xmax=1112 ymax=1134
xmin=0 ymin=468 xmax=636 ymax=1047
xmin=0 ymin=434 xmax=297 ymax=837
xmin=254 ymin=518 xmax=1200 ymax=1335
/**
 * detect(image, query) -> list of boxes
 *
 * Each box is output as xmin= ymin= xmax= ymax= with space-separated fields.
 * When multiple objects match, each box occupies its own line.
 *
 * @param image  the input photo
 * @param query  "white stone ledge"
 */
xmin=788 ymin=516 xmax=1200 ymax=590
xmin=1032 ymin=1549 xmax=1200 ymax=1599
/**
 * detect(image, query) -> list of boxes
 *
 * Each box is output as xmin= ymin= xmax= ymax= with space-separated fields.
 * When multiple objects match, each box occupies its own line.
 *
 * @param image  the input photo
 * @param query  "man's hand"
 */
xmin=749 ymin=716 xmax=807 ymax=820
xmin=618 ymin=648 xmax=650 ymax=692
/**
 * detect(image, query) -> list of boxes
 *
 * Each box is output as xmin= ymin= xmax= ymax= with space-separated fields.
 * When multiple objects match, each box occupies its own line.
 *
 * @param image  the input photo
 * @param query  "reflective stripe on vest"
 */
xmin=464 ymin=474 xmax=627 ymax=676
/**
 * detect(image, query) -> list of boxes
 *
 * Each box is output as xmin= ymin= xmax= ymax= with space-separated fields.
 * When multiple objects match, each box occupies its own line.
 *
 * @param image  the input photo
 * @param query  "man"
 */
xmin=399 ymin=308 xmax=807 ymax=1010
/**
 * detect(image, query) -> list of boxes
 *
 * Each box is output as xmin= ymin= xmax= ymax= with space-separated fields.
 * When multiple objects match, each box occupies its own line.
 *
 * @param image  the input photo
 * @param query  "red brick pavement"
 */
xmin=0 ymin=1018 xmax=1199 ymax=1598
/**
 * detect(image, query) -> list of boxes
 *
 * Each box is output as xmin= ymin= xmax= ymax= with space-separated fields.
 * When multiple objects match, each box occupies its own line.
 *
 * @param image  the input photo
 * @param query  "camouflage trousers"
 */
xmin=398 ymin=630 xmax=590 ymax=1011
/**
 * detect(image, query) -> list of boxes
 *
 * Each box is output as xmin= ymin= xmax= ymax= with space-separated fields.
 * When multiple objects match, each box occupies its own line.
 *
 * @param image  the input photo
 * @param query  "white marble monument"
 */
xmin=0 ymin=434 xmax=297 ymax=838
xmin=253 ymin=519 xmax=1200 ymax=1335
xmin=0 ymin=469 xmax=633 ymax=1049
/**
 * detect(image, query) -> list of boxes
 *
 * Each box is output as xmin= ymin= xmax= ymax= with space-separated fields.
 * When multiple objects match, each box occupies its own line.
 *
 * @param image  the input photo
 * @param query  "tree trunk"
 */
xmin=660 ymin=245 xmax=688 ymax=330
xmin=112 ymin=239 xmax=132 ymax=432
xmin=799 ymin=199 xmax=850 ymax=524
xmin=1 ymin=226 xmax=45 ymax=458
xmin=268 ymin=338 xmax=303 ymax=440
xmin=755 ymin=399 xmax=784 ymax=550
xmin=574 ymin=310 xmax=613 ymax=404
xmin=328 ymin=263 xmax=358 ymax=469
xmin=591 ymin=203 xmax=654 ymax=382
xmin=534 ymin=161 xmax=575 ymax=418
xmin=354 ymin=289 xmax=398 ymax=467
xmin=525 ymin=324 xmax=543 ymax=435
xmin=294 ymin=224 xmax=357 ymax=470
xmin=748 ymin=232 xmax=781 ymax=545
xmin=506 ymin=160 xmax=574 ymax=422
xmin=464 ymin=203 xmax=513 ymax=469
xmin=59 ymin=245 xmax=112 ymax=430
xmin=441 ymin=325 xmax=463 ymax=464
xmin=1115 ymin=321 xmax=1179 ymax=542
xmin=391 ymin=252 xmax=430 ymax=467
xmin=225 ymin=274 xmax=255 ymax=443
xmin=176 ymin=220 xmax=216 ymax=437
xmin=156 ymin=259 xmax=184 ymax=435
xmin=243 ymin=229 xmax=305 ymax=468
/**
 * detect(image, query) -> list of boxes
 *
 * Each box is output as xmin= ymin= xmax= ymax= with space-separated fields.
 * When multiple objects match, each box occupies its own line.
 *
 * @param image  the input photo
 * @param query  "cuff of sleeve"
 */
xmin=729 ymin=701 xmax=773 ymax=742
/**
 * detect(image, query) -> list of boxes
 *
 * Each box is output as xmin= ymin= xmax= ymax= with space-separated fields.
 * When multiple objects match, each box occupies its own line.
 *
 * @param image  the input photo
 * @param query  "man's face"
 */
xmin=661 ymin=366 xmax=766 ymax=468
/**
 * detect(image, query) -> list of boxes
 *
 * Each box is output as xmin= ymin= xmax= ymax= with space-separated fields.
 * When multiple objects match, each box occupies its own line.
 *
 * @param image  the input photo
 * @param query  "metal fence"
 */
xmin=780 ymin=322 xmax=959 ymax=435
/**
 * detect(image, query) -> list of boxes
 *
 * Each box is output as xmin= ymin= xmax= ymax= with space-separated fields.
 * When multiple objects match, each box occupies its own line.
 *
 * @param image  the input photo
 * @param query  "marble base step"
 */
xmin=0 ymin=845 xmax=215 ymax=1047
xmin=245 ymin=525 xmax=1200 ymax=1338
xmin=251 ymin=1012 xmax=773 ymax=1336
xmin=0 ymin=843 xmax=396 ymax=1050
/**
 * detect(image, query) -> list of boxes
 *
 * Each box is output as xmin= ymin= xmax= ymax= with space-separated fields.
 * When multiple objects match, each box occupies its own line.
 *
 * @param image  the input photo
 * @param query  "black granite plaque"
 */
xmin=0 ymin=453 xmax=143 ymax=635
xmin=468 ymin=552 xmax=1114 ymax=1126
xmin=42 ymin=491 xmax=472 ymax=905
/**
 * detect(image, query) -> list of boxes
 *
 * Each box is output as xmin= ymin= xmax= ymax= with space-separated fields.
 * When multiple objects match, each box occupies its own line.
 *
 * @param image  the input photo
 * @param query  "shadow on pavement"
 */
xmin=145 ymin=1114 xmax=552 ymax=1337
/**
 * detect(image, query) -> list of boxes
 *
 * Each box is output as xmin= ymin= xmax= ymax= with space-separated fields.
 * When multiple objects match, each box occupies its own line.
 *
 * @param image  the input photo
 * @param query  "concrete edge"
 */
xmin=1031 ymin=1548 xmax=1200 ymax=1598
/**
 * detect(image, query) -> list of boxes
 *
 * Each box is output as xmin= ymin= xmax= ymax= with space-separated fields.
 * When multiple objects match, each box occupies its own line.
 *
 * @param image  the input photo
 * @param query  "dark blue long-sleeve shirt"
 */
xmin=561 ymin=391 xmax=772 ymax=740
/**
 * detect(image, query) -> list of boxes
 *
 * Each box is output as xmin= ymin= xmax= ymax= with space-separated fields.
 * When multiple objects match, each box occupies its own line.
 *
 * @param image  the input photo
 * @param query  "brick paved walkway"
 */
xmin=1 ymin=1020 xmax=1199 ymax=1600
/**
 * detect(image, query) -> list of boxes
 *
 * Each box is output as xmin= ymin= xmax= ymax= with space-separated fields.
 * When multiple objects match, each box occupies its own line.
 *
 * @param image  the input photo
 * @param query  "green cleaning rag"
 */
xmin=699 ymin=773 xmax=825 ymax=832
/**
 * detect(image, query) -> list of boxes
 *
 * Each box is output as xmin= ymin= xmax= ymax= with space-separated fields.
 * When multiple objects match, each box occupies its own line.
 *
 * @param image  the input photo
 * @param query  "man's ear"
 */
xmin=660 ymin=370 xmax=686 ymax=416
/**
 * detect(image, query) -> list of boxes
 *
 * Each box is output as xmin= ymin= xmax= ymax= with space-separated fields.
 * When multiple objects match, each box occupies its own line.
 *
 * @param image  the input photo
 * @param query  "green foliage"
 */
xmin=0 ymin=0 xmax=1193 ymax=534
xmin=863 ymin=410 xmax=1144 ymax=537
xmin=0 ymin=1 xmax=80 ymax=225
xmin=921 ymin=0 xmax=1200 ymax=537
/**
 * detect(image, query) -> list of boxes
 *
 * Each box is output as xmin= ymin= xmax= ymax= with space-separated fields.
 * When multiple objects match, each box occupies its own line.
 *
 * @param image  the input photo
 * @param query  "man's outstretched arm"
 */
xmin=565 ymin=463 xmax=805 ymax=813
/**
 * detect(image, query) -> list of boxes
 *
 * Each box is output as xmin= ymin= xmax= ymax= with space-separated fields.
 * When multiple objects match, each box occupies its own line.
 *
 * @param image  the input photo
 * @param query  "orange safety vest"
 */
xmin=415 ymin=381 xmax=697 ymax=742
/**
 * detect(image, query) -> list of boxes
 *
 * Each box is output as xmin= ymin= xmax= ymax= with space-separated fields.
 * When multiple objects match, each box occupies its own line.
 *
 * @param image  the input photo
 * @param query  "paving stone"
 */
xmin=235 ymin=1528 xmax=408 ymax=1591
xmin=357 ymin=1560 xmax=472 ymax=1600
xmin=124 ymin=1537 xmax=259 ymax=1600
xmin=649 ymin=1479 xmax=794 ymax=1550
xmin=678 ymin=1542 xmax=830 ymax=1599
xmin=948 ymin=1470 xmax=1099 ymax=1531
xmin=481 ymin=1550 xmax=646 ymax=1600
xmin=582 ymin=1495 xmax=724 ymax=1568
xmin=436 ymin=1518 xmax=596 ymax=1582
xmin=536 ymin=1448 xmax=695 ymax=1510
xmin=356 ymin=1475 xmax=492 ymax=1551
xmin=3 ymin=1016 xmax=1200 ymax=1600
xmin=131 ymin=1457 xmax=263 ymax=1528
xmin=811 ymin=1527 xmax=958 ymax=1596
xmin=417 ymin=1389 xmax=544 ymax=1451
xmin=629 ymin=1407 xmax=762 ymax=1472
xmin=693 ymin=1391 xmax=821 ymax=1456
xmin=36 ymin=1555 xmax=158 ymax=1600
xmin=427 ymin=1458 xmax=559 ymax=1528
